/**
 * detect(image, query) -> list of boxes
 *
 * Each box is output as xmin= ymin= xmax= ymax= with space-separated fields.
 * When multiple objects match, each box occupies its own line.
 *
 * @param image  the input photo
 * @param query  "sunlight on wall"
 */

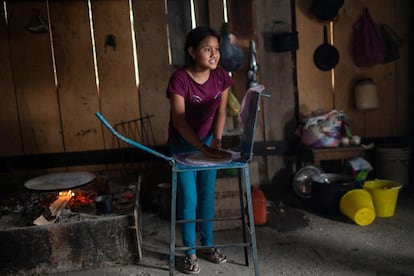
xmin=87 ymin=0 xmax=100 ymax=95
xmin=129 ymin=0 xmax=140 ymax=87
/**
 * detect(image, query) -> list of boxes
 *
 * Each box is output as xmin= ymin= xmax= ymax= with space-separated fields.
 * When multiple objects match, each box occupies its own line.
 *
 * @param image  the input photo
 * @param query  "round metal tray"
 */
xmin=24 ymin=171 xmax=96 ymax=191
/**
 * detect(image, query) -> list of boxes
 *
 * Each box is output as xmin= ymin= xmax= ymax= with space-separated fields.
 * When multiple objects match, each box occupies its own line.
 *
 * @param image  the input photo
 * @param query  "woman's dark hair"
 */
xmin=184 ymin=26 xmax=220 ymax=68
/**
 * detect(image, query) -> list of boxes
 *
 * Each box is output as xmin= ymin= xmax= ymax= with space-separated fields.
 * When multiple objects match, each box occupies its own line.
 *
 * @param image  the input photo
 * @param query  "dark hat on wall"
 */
xmin=312 ymin=0 xmax=344 ymax=21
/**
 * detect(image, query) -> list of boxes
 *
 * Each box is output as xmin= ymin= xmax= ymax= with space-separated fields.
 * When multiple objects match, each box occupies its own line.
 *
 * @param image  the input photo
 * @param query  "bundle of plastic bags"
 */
xmin=297 ymin=109 xmax=350 ymax=148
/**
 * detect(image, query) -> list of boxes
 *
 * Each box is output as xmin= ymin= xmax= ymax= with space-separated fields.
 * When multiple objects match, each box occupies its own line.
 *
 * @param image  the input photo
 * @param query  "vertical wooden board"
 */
xmin=363 ymin=0 xmax=398 ymax=138
xmin=91 ymin=0 xmax=140 ymax=149
xmin=49 ymin=1 xmax=103 ymax=151
xmin=167 ymin=0 xmax=192 ymax=67
xmin=132 ymin=0 xmax=170 ymax=145
xmin=334 ymin=0 xmax=397 ymax=137
xmin=208 ymin=0 xmax=224 ymax=33
xmin=333 ymin=0 xmax=367 ymax=136
xmin=7 ymin=1 xmax=63 ymax=154
xmin=254 ymin=0 xmax=296 ymax=182
xmin=0 ymin=3 xmax=22 ymax=156
xmin=394 ymin=0 xmax=412 ymax=136
xmin=227 ymin=0 xmax=258 ymax=139
xmin=296 ymin=0 xmax=333 ymax=116
xmin=228 ymin=0 xmax=254 ymax=100
xmin=255 ymin=0 xmax=295 ymax=141
xmin=228 ymin=0 xmax=255 ymax=36
xmin=193 ymin=0 xmax=209 ymax=27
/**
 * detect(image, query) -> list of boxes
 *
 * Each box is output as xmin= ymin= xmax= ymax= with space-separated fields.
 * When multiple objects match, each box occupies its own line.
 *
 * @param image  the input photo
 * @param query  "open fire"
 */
xmin=33 ymin=190 xmax=88 ymax=225
xmin=0 ymin=173 xmax=141 ymax=275
xmin=0 ymin=175 xmax=137 ymax=229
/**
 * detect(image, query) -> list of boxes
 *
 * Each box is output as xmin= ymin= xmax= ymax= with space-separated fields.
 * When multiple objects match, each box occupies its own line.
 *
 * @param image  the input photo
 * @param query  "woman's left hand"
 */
xmin=210 ymin=138 xmax=222 ymax=149
xmin=200 ymin=145 xmax=231 ymax=159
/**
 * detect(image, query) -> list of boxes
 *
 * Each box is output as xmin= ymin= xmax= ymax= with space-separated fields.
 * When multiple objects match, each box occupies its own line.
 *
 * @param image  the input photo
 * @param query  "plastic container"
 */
xmin=375 ymin=146 xmax=411 ymax=189
xmin=311 ymin=173 xmax=356 ymax=214
xmin=363 ymin=179 xmax=402 ymax=217
xmin=340 ymin=189 xmax=376 ymax=226
xmin=251 ymin=186 xmax=267 ymax=225
xmin=354 ymin=78 xmax=379 ymax=110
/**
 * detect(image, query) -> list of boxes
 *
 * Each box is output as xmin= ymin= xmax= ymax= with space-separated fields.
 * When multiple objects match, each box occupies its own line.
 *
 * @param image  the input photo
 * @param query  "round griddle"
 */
xmin=24 ymin=171 xmax=96 ymax=191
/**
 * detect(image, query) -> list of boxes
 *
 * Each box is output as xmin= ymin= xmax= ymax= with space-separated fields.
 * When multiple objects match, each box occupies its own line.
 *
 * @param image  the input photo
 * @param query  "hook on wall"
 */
xmin=26 ymin=9 xmax=48 ymax=33
xmin=105 ymin=34 xmax=117 ymax=52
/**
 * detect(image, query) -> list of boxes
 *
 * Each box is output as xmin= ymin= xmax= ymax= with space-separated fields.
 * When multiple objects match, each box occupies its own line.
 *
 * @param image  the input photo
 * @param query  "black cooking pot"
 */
xmin=312 ymin=0 xmax=344 ymax=21
xmin=311 ymin=173 xmax=356 ymax=215
xmin=272 ymin=21 xmax=299 ymax=52
xmin=313 ymin=26 xmax=339 ymax=71
xmin=273 ymin=31 xmax=299 ymax=52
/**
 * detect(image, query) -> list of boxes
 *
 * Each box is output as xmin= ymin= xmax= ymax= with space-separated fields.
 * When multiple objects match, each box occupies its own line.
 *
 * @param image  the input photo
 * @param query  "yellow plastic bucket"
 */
xmin=363 ymin=179 xmax=402 ymax=217
xmin=340 ymin=189 xmax=376 ymax=226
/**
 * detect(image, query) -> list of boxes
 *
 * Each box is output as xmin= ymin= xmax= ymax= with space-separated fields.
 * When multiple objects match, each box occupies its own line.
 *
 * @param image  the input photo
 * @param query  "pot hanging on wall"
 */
xmin=271 ymin=21 xmax=299 ymax=52
xmin=312 ymin=0 xmax=344 ymax=21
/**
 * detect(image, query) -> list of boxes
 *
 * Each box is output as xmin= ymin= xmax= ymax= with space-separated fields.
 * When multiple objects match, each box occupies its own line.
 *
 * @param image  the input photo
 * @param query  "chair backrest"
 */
xmin=95 ymin=112 xmax=174 ymax=163
xmin=239 ymin=85 xmax=265 ymax=162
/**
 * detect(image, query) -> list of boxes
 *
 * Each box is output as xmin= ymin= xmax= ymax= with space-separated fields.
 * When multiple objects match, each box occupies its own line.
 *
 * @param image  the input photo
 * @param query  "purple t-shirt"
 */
xmin=167 ymin=67 xmax=233 ymax=140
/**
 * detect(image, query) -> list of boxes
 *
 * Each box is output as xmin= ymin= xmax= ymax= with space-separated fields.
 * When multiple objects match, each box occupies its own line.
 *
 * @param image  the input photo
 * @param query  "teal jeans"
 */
xmin=170 ymin=134 xmax=216 ymax=255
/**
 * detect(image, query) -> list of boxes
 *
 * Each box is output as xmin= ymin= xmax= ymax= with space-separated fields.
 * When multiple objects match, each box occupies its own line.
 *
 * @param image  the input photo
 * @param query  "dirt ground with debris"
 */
xmin=47 ymin=190 xmax=414 ymax=276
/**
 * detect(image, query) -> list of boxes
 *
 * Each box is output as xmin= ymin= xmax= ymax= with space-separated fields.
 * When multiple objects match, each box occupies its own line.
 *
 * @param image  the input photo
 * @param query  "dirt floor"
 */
xmin=47 ymin=188 xmax=414 ymax=276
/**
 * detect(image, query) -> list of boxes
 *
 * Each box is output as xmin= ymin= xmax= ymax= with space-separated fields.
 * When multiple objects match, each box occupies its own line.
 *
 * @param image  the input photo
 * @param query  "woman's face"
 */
xmin=189 ymin=35 xmax=220 ymax=70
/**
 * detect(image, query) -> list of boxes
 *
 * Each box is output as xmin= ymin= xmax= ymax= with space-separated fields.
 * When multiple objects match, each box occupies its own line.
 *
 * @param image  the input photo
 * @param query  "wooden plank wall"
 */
xmin=0 ymin=0 xmax=164 ymax=159
xmin=7 ymin=2 xmax=62 ymax=155
xmin=0 ymin=0 xmax=412 ymax=184
xmin=0 ymin=0 xmax=238 ymax=171
xmin=253 ymin=0 xmax=297 ymax=182
xmin=0 ymin=3 xmax=22 ymax=156
xmin=296 ymin=0 xmax=412 ymax=138
xmin=92 ymin=0 xmax=140 ymax=150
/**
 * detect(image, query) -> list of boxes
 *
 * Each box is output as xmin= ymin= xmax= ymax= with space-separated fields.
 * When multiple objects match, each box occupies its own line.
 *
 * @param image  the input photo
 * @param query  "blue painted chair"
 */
xmin=96 ymin=85 xmax=268 ymax=276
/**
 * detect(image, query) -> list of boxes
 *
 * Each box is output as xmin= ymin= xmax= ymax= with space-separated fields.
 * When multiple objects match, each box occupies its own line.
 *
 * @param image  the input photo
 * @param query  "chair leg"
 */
xmin=237 ymin=168 xmax=249 ymax=266
xmin=169 ymin=171 xmax=178 ymax=276
xmin=244 ymin=167 xmax=260 ymax=276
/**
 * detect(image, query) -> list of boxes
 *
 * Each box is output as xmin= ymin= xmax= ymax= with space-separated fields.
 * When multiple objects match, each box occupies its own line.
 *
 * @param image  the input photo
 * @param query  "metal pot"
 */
xmin=273 ymin=31 xmax=299 ymax=52
xmin=271 ymin=21 xmax=299 ymax=53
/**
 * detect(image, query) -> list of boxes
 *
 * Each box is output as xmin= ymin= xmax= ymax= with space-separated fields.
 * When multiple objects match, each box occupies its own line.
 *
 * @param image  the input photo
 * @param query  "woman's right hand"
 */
xmin=200 ymin=145 xmax=232 ymax=159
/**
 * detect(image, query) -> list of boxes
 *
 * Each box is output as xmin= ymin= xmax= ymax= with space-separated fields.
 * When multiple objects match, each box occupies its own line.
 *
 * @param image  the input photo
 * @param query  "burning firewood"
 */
xmin=33 ymin=191 xmax=74 ymax=226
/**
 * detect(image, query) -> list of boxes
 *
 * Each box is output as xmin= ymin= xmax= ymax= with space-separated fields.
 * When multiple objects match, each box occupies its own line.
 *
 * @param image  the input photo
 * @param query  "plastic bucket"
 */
xmin=340 ymin=189 xmax=376 ymax=226
xmin=363 ymin=179 xmax=402 ymax=217
xmin=375 ymin=146 xmax=411 ymax=189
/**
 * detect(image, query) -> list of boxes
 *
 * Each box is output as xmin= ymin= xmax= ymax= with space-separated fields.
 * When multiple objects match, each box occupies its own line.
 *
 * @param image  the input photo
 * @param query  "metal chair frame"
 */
xmin=96 ymin=88 xmax=268 ymax=276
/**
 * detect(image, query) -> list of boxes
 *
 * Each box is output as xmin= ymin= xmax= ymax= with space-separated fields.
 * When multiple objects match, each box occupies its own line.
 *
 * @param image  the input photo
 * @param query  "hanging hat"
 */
xmin=312 ymin=0 xmax=344 ymax=21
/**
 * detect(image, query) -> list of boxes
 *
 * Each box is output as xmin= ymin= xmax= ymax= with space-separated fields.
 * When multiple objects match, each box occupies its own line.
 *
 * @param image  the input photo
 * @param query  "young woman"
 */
xmin=166 ymin=26 xmax=233 ymax=274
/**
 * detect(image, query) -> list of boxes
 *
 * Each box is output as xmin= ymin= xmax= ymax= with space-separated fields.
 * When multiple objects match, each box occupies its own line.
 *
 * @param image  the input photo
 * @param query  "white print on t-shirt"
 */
xmin=192 ymin=95 xmax=202 ymax=103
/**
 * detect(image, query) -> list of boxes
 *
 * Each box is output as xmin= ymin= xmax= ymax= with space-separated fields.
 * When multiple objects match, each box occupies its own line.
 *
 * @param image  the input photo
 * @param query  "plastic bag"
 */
xmin=353 ymin=8 xmax=386 ymax=67
xmin=297 ymin=110 xmax=349 ymax=148
xmin=219 ymin=23 xmax=244 ymax=72
xmin=380 ymin=24 xmax=400 ymax=63
xmin=227 ymin=89 xmax=240 ymax=116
